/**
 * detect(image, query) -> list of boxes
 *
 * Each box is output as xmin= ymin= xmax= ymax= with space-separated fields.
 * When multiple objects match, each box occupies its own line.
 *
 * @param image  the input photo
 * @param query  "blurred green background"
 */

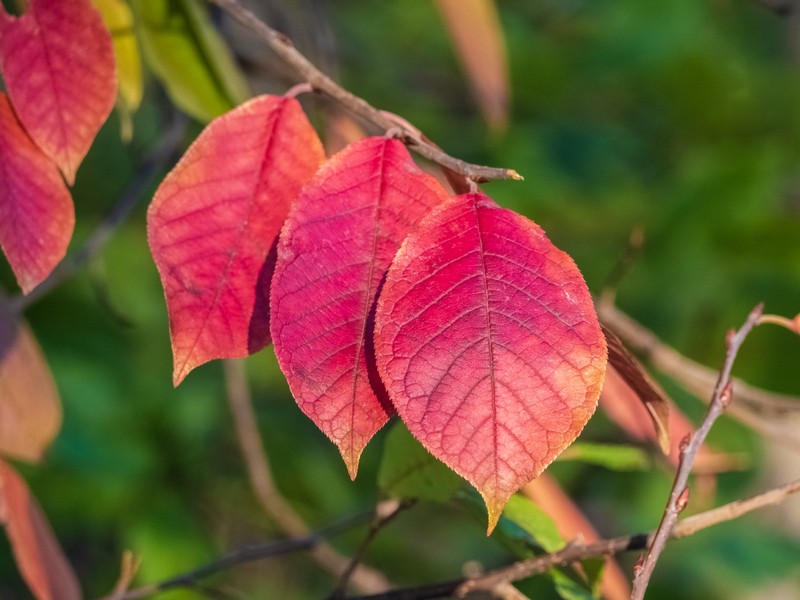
xmin=2 ymin=0 xmax=800 ymax=598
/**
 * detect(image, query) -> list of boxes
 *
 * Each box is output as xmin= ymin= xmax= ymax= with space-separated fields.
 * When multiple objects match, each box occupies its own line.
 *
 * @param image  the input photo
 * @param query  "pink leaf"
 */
xmin=0 ymin=93 xmax=74 ymax=294
xmin=375 ymin=193 xmax=607 ymax=531
xmin=148 ymin=95 xmax=325 ymax=385
xmin=271 ymin=137 xmax=449 ymax=477
xmin=0 ymin=300 xmax=62 ymax=462
xmin=0 ymin=459 xmax=82 ymax=600
xmin=0 ymin=0 xmax=116 ymax=184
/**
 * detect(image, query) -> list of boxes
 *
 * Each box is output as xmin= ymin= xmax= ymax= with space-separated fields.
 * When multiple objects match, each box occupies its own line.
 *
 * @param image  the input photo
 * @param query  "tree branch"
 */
xmin=598 ymin=302 xmax=800 ymax=451
xmin=98 ymin=511 xmax=374 ymax=600
xmin=629 ymin=304 xmax=764 ymax=599
xmin=208 ymin=0 xmax=522 ymax=183
xmin=223 ymin=359 xmax=390 ymax=594
xmin=343 ymin=473 xmax=800 ymax=600
xmin=330 ymin=500 xmax=415 ymax=599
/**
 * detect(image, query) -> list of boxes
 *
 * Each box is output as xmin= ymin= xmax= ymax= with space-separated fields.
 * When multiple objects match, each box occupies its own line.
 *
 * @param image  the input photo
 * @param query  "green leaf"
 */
xmin=550 ymin=565 xmax=603 ymax=600
xmin=499 ymin=496 xmax=603 ymax=599
xmin=557 ymin=442 xmax=651 ymax=471
xmin=131 ymin=0 xmax=250 ymax=122
xmin=378 ymin=422 xmax=463 ymax=502
xmin=499 ymin=493 xmax=564 ymax=553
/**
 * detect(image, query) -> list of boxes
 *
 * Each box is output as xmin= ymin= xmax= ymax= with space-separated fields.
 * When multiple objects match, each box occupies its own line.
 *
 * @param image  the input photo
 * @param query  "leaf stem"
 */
xmin=207 ymin=0 xmax=522 ymax=182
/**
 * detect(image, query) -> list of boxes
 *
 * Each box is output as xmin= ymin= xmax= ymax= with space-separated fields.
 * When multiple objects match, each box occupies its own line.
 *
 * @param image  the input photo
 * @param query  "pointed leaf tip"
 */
xmin=0 ymin=94 xmax=74 ymax=293
xmin=148 ymin=95 xmax=325 ymax=384
xmin=375 ymin=193 xmax=607 ymax=529
xmin=271 ymin=137 xmax=450 ymax=477
xmin=0 ymin=0 xmax=116 ymax=184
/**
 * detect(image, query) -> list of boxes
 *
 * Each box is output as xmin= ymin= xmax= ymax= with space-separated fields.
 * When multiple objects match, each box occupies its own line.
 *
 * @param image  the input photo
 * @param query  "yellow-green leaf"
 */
xmin=93 ymin=0 xmax=143 ymax=139
xmin=131 ymin=0 xmax=250 ymax=122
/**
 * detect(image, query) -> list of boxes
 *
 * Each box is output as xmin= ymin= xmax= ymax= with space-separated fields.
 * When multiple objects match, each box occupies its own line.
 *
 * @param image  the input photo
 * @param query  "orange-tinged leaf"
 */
xmin=522 ymin=474 xmax=630 ymax=600
xmin=375 ymin=193 xmax=607 ymax=531
xmin=0 ymin=459 xmax=81 ymax=600
xmin=0 ymin=301 xmax=61 ymax=462
xmin=148 ymin=95 xmax=325 ymax=385
xmin=0 ymin=93 xmax=74 ymax=294
xmin=436 ymin=0 xmax=509 ymax=131
xmin=271 ymin=138 xmax=450 ymax=477
xmin=0 ymin=0 xmax=116 ymax=184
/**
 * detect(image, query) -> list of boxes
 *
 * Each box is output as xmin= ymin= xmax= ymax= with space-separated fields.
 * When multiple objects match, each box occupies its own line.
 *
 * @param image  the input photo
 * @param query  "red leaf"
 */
xmin=0 ymin=0 xmax=116 ymax=184
xmin=0 ymin=459 xmax=81 ymax=600
xmin=375 ymin=193 xmax=607 ymax=531
xmin=271 ymin=137 xmax=449 ymax=477
xmin=0 ymin=93 xmax=74 ymax=294
xmin=0 ymin=301 xmax=61 ymax=462
xmin=148 ymin=95 xmax=325 ymax=385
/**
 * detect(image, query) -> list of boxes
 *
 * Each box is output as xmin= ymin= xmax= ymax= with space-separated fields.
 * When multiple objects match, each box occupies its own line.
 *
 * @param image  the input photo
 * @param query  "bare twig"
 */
xmin=630 ymin=304 xmax=764 ymax=599
xmin=343 ymin=474 xmax=800 ymax=600
xmin=98 ymin=511 xmax=374 ymax=600
xmin=12 ymin=113 xmax=188 ymax=312
xmin=330 ymin=500 xmax=415 ymax=599
xmin=598 ymin=303 xmax=800 ymax=451
xmin=208 ymin=0 xmax=522 ymax=183
xmin=106 ymin=552 xmax=142 ymax=600
xmin=223 ymin=359 xmax=390 ymax=594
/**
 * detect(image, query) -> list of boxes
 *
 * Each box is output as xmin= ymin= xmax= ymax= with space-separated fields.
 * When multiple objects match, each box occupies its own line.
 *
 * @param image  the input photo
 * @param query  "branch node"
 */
xmin=676 ymin=487 xmax=690 ymax=513
xmin=720 ymin=381 xmax=734 ymax=408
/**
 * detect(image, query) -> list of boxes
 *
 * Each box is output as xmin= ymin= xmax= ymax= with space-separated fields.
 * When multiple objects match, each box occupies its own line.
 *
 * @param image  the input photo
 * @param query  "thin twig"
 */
xmin=98 ymin=511 xmax=374 ymax=600
xmin=208 ymin=0 xmax=522 ymax=183
xmin=330 ymin=500 xmax=415 ymax=599
xmin=344 ymin=473 xmax=800 ymax=600
xmin=223 ymin=359 xmax=390 ymax=594
xmin=11 ymin=113 xmax=189 ymax=312
xmin=598 ymin=303 xmax=800 ymax=451
xmin=629 ymin=304 xmax=764 ymax=599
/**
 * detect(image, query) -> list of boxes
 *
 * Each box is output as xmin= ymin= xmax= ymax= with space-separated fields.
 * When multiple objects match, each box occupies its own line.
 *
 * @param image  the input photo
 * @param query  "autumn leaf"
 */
xmin=0 ymin=0 xmax=116 ymax=184
xmin=375 ymin=193 xmax=607 ymax=532
xmin=0 ymin=459 xmax=81 ymax=600
xmin=271 ymin=137 xmax=449 ymax=477
xmin=0 ymin=301 xmax=61 ymax=463
xmin=436 ymin=0 xmax=509 ymax=131
xmin=148 ymin=95 xmax=325 ymax=385
xmin=0 ymin=93 xmax=74 ymax=294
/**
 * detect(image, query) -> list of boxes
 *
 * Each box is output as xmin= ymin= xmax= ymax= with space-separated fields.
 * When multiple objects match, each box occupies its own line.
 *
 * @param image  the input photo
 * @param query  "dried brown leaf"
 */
xmin=603 ymin=326 xmax=670 ymax=454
